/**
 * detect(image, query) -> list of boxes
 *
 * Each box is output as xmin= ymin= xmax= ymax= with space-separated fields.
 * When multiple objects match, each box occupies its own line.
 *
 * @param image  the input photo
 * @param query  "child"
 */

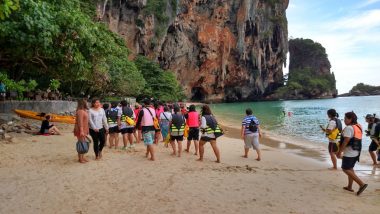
xmin=241 ymin=108 xmax=262 ymax=161
xmin=39 ymin=115 xmax=61 ymax=135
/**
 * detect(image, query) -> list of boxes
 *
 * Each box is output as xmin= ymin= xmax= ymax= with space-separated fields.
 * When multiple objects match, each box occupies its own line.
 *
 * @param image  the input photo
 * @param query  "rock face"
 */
xmin=340 ymin=83 xmax=380 ymax=97
xmin=97 ymin=0 xmax=289 ymax=102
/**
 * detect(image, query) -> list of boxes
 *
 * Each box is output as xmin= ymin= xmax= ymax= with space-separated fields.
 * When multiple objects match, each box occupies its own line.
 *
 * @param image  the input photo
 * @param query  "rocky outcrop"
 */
xmin=271 ymin=38 xmax=337 ymax=100
xmin=97 ymin=0 xmax=289 ymax=102
xmin=340 ymin=83 xmax=380 ymax=97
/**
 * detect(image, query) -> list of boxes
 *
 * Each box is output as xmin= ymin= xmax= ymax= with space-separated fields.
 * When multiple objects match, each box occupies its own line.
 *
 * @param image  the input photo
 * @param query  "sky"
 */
xmin=284 ymin=0 xmax=380 ymax=93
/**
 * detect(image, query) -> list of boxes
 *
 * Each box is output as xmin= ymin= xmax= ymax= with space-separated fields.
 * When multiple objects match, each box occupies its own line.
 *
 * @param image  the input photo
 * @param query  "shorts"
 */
xmin=109 ymin=126 xmax=120 ymax=134
xmin=244 ymin=134 xmax=260 ymax=150
xmin=200 ymin=136 xmax=216 ymax=142
xmin=170 ymin=135 xmax=184 ymax=141
xmin=328 ymin=142 xmax=338 ymax=153
xmin=44 ymin=129 xmax=50 ymax=134
xmin=341 ymin=156 xmax=359 ymax=170
xmin=369 ymin=141 xmax=379 ymax=152
xmin=121 ymin=127 xmax=134 ymax=134
xmin=143 ymin=131 xmax=155 ymax=146
xmin=187 ymin=128 xmax=200 ymax=141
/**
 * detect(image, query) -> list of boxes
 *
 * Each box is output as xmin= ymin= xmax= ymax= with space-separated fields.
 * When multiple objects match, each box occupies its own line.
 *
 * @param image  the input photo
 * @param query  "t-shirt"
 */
xmin=342 ymin=126 xmax=360 ymax=157
xmin=39 ymin=120 xmax=52 ymax=133
xmin=242 ymin=115 xmax=260 ymax=135
xmin=327 ymin=120 xmax=337 ymax=143
xmin=160 ymin=112 xmax=172 ymax=125
xmin=89 ymin=108 xmax=109 ymax=130
xmin=372 ymin=122 xmax=380 ymax=140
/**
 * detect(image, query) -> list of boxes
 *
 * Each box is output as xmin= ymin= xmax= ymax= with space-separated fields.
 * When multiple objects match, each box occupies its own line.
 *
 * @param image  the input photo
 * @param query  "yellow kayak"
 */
xmin=14 ymin=109 xmax=76 ymax=124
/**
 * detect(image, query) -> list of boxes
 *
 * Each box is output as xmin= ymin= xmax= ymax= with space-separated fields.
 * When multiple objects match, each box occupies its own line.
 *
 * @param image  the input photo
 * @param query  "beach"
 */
xmin=0 ymin=123 xmax=379 ymax=214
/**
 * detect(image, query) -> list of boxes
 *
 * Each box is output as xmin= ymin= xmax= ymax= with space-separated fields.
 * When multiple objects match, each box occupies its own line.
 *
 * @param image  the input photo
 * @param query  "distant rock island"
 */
xmin=269 ymin=38 xmax=337 ymax=100
xmin=340 ymin=83 xmax=380 ymax=97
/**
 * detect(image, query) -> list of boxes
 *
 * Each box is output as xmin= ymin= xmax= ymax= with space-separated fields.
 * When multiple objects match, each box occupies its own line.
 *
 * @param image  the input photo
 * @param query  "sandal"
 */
xmin=357 ymin=184 xmax=368 ymax=196
xmin=343 ymin=187 xmax=354 ymax=192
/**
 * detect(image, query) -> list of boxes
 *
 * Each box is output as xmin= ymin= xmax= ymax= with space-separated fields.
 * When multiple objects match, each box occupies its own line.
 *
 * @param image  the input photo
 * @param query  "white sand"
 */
xmin=0 ymin=127 xmax=379 ymax=214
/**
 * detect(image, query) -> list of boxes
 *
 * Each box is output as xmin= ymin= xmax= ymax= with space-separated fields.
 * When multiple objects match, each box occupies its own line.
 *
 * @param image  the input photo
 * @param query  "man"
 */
xmin=368 ymin=114 xmax=380 ymax=165
xmin=120 ymin=100 xmax=136 ymax=150
xmin=136 ymin=99 xmax=157 ymax=161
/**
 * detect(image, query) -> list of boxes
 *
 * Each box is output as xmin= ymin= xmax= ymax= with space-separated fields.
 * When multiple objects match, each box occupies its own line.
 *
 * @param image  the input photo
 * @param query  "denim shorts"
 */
xmin=143 ymin=131 xmax=155 ymax=146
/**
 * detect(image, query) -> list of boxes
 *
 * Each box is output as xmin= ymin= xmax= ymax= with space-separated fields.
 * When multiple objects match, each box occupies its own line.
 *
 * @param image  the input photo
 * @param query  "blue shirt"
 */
xmin=242 ymin=115 xmax=260 ymax=135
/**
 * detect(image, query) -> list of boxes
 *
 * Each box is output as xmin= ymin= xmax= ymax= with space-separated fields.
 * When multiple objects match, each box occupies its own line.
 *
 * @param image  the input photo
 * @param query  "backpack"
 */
xmin=334 ymin=118 xmax=342 ymax=132
xmin=248 ymin=118 xmax=258 ymax=132
xmin=122 ymin=107 xmax=134 ymax=118
xmin=107 ymin=109 xmax=119 ymax=123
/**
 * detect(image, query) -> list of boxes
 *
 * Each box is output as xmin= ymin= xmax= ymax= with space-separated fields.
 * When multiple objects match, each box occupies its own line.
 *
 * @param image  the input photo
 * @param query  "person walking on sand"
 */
xmin=321 ymin=109 xmax=342 ymax=170
xmin=160 ymin=106 xmax=172 ymax=143
xmin=198 ymin=105 xmax=222 ymax=163
xmin=134 ymin=104 xmax=142 ymax=144
xmin=89 ymin=98 xmax=109 ymax=160
xmin=241 ymin=108 xmax=262 ymax=161
xmin=102 ymin=103 xmax=110 ymax=147
xmin=136 ymin=99 xmax=157 ymax=161
xmin=169 ymin=106 xmax=186 ymax=157
xmin=366 ymin=114 xmax=380 ymax=165
xmin=337 ymin=112 xmax=368 ymax=196
xmin=106 ymin=102 xmax=121 ymax=149
xmin=184 ymin=104 xmax=200 ymax=155
xmin=74 ymin=99 xmax=89 ymax=163
xmin=120 ymin=100 xmax=136 ymax=150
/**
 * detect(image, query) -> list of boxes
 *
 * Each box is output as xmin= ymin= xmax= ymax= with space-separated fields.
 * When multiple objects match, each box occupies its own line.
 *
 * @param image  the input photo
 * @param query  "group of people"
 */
xmin=73 ymin=98 xmax=260 ymax=163
xmin=322 ymin=110 xmax=379 ymax=196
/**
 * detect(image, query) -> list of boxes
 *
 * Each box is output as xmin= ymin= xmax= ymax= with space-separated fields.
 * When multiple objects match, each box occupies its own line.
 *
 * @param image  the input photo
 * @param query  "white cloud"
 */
xmin=358 ymin=0 xmax=380 ymax=8
xmin=330 ymin=9 xmax=380 ymax=30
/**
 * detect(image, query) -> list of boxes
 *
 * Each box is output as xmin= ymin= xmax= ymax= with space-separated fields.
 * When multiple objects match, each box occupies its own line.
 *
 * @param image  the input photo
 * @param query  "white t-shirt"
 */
xmin=342 ymin=126 xmax=360 ymax=157
xmin=160 ymin=112 xmax=172 ymax=122
xmin=327 ymin=120 xmax=337 ymax=143
xmin=89 ymin=108 xmax=109 ymax=130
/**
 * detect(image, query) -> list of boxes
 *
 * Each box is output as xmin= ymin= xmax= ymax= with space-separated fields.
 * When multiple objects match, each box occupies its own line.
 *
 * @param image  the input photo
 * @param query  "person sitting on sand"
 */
xmin=74 ymin=99 xmax=89 ymax=163
xmin=198 ymin=105 xmax=222 ymax=163
xmin=241 ymin=108 xmax=262 ymax=161
xmin=39 ymin=115 xmax=61 ymax=135
xmin=336 ymin=112 xmax=368 ymax=196
xmin=169 ymin=106 xmax=185 ymax=157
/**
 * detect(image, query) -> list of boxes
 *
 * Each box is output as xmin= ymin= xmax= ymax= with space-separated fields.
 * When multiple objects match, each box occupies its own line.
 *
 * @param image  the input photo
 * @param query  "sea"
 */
xmin=210 ymin=96 xmax=380 ymax=147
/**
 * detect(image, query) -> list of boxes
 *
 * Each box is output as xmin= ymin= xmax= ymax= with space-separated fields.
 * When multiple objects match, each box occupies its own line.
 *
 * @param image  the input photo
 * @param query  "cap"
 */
xmin=365 ymin=114 xmax=374 ymax=119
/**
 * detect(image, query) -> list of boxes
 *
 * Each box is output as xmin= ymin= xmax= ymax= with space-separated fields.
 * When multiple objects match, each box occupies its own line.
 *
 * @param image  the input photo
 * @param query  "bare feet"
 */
xmin=256 ymin=158 xmax=261 ymax=161
xmin=184 ymin=149 xmax=189 ymax=153
xmin=79 ymin=159 xmax=86 ymax=163
xmin=197 ymin=158 xmax=203 ymax=162
xmin=343 ymin=187 xmax=354 ymax=192
xmin=215 ymin=160 xmax=221 ymax=163
xmin=149 ymin=158 xmax=155 ymax=161
xmin=83 ymin=158 xmax=89 ymax=162
xmin=241 ymin=155 xmax=248 ymax=158
xmin=328 ymin=167 xmax=337 ymax=170
xmin=194 ymin=153 xmax=198 ymax=156
xmin=145 ymin=152 xmax=149 ymax=158
xmin=171 ymin=152 xmax=177 ymax=156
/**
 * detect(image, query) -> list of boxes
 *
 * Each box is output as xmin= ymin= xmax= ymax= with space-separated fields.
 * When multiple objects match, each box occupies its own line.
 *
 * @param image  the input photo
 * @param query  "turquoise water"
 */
xmin=210 ymin=96 xmax=380 ymax=147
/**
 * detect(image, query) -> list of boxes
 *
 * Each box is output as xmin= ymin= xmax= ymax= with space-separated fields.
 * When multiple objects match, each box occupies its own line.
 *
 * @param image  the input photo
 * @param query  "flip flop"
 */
xmin=343 ymin=187 xmax=354 ymax=192
xmin=357 ymin=184 xmax=368 ymax=196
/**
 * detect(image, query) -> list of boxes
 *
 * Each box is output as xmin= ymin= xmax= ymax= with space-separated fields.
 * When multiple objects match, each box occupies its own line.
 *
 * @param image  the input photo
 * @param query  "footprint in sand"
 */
xmin=212 ymin=165 xmax=257 ymax=173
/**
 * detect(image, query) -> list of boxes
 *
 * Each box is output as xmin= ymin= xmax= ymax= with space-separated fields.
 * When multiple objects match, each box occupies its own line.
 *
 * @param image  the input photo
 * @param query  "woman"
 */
xmin=198 ymin=105 xmax=222 ymax=163
xmin=184 ymin=105 xmax=200 ymax=155
xmin=89 ymin=98 xmax=109 ymax=160
xmin=321 ymin=109 xmax=341 ymax=170
xmin=337 ymin=112 xmax=368 ymax=195
xmin=170 ymin=106 xmax=185 ymax=157
xmin=39 ymin=115 xmax=61 ymax=135
xmin=74 ymin=99 xmax=89 ymax=163
xmin=160 ymin=106 xmax=172 ymax=144
xmin=134 ymin=104 xmax=142 ymax=144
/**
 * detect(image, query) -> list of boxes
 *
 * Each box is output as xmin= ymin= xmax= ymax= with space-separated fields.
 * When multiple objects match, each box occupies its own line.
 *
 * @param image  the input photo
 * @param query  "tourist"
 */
xmin=134 ymin=104 xmax=142 ymax=144
xmin=120 ymin=100 xmax=136 ymax=150
xmin=365 ymin=114 xmax=379 ymax=165
xmin=160 ymin=106 xmax=172 ymax=144
xmin=198 ymin=105 xmax=222 ymax=163
xmin=89 ymin=98 xmax=109 ymax=160
xmin=320 ymin=109 xmax=341 ymax=170
xmin=337 ymin=112 xmax=368 ymax=195
xmin=102 ymin=103 xmax=110 ymax=147
xmin=39 ymin=115 xmax=61 ymax=135
xmin=184 ymin=104 xmax=200 ymax=155
xmin=153 ymin=102 xmax=163 ymax=144
xmin=180 ymin=103 xmax=188 ymax=115
xmin=106 ymin=102 xmax=121 ymax=149
xmin=170 ymin=106 xmax=185 ymax=157
xmin=241 ymin=108 xmax=262 ymax=161
xmin=0 ymin=81 xmax=6 ymax=101
xmin=74 ymin=99 xmax=89 ymax=163
xmin=136 ymin=99 xmax=157 ymax=161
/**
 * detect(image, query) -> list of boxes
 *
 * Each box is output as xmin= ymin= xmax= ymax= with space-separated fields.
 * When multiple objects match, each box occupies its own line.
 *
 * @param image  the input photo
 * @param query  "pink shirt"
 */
xmin=142 ymin=107 xmax=156 ymax=127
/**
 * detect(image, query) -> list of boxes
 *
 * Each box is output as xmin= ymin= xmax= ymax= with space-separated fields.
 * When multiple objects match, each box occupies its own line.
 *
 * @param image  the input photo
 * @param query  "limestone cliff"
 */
xmin=96 ymin=0 xmax=289 ymax=102
xmin=273 ymin=38 xmax=337 ymax=99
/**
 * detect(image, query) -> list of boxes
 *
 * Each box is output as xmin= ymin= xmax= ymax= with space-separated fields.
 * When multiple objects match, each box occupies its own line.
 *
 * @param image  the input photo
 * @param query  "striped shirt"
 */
xmin=242 ymin=115 xmax=260 ymax=135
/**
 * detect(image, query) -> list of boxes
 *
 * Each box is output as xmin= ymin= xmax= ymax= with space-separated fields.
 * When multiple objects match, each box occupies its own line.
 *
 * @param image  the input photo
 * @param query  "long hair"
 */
xmin=189 ymin=104 xmax=196 ymax=112
xmin=77 ymin=99 xmax=88 ymax=110
xmin=327 ymin=109 xmax=339 ymax=119
xmin=345 ymin=111 xmax=358 ymax=125
xmin=201 ymin=105 xmax=212 ymax=116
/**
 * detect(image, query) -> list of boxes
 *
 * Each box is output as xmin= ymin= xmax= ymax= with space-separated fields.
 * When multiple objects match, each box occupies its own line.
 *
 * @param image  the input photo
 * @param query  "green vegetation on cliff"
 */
xmin=347 ymin=83 xmax=380 ymax=96
xmin=274 ymin=38 xmax=337 ymax=99
xmin=0 ymin=0 xmax=183 ymax=101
